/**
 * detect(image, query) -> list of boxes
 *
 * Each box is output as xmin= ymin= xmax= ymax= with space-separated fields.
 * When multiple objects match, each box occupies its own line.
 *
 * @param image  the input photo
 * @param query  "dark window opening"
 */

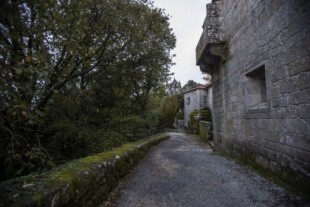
xmin=245 ymin=65 xmax=267 ymax=109
xmin=203 ymin=96 xmax=207 ymax=103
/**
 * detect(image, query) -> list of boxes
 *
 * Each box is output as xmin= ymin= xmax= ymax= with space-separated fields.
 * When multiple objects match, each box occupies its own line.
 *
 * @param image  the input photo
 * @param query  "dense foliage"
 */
xmin=188 ymin=108 xmax=212 ymax=134
xmin=160 ymin=95 xmax=183 ymax=128
xmin=0 ymin=0 xmax=175 ymax=180
xmin=182 ymin=80 xmax=200 ymax=92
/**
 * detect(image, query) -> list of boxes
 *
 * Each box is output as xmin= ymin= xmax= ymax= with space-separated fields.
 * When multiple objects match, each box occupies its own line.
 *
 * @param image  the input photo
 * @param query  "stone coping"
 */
xmin=0 ymin=134 xmax=169 ymax=207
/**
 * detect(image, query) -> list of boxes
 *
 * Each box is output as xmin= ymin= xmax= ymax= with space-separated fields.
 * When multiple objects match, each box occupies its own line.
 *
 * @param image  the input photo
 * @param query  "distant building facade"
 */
xmin=196 ymin=0 xmax=310 ymax=179
xmin=183 ymin=84 xmax=212 ymax=127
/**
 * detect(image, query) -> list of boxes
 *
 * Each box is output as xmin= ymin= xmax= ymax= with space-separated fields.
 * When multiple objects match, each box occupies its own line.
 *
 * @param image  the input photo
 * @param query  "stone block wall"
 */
xmin=199 ymin=121 xmax=212 ymax=142
xmin=198 ymin=0 xmax=310 ymax=178
xmin=0 ymin=134 xmax=169 ymax=207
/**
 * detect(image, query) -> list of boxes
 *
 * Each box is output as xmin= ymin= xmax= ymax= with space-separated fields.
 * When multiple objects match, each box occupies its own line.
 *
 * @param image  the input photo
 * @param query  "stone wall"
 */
xmin=207 ymin=87 xmax=213 ymax=110
xmin=199 ymin=121 xmax=212 ymax=142
xmin=197 ymin=0 xmax=310 ymax=179
xmin=0 ymin=134 xmax=169 ymax=207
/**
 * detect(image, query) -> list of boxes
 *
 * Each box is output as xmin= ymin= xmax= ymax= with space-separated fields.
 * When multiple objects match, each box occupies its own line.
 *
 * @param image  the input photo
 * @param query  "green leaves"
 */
xmin=0 ymin=0 xmax=175 ymax=181
xmin=12 ymin=67 xmax=23 ymax=75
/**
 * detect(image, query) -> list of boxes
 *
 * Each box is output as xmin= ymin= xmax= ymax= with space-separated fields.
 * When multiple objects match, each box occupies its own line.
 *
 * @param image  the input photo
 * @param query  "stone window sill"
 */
xmin=247 ymin=102 xmax=268 ymax=113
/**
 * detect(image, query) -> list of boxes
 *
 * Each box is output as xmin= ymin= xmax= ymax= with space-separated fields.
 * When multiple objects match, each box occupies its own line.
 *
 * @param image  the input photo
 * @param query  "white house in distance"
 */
xmin=183 ymin=83 xmax=212 ymax=127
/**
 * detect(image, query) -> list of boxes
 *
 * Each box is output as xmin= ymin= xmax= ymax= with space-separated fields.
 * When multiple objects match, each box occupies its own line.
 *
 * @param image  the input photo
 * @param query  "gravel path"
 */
xmin=105 ymin=132 xmax=306 ymax=207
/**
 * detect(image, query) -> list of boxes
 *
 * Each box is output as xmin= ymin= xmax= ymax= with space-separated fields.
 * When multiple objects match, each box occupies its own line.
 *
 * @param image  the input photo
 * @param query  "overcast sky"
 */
xmin=153 ymin=0 xmax=212 ymax=86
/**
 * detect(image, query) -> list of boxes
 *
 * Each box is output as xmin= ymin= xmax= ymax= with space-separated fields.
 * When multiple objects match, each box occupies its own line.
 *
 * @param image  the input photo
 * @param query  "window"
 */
xmin=187 ymin=97 xmax=190 ymax=105
xmin=203 ymin=96 xmax=207 ymax=103
xmin=245 ymin=65 xmax=267 ymax=109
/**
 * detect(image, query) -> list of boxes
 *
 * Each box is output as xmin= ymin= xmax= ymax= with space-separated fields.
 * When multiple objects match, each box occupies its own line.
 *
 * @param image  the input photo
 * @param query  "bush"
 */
xmin=188 ymin=108 xmax=212 ymax=134
xmin=109 ymin=115 xmax=147 ymax=142
xmin=177 ymin=110 xmax=184 ymax=120
xmin=159 ymin=95 xmax=183 ymax=128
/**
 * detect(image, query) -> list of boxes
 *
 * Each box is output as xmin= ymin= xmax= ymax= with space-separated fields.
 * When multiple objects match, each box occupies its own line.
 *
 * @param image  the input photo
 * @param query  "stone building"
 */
xmin=196 ymin=0 xmax=310 ymax=179
xmin=183 ymin=84 xmax=212 ymax=127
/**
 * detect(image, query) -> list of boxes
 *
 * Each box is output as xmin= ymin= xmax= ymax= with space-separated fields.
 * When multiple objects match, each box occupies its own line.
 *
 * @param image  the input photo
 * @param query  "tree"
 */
xmin=182 ymin=80 xmax=200 ymax=91
xmin=0 ymin=0 xmax=175 ymax=180
xmin=160 ymin=95 xmax=182 ymax=128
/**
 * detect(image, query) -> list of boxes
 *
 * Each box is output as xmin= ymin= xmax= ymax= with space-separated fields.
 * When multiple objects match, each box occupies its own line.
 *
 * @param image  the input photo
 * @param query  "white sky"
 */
xmin=153 ymin=0 xmax=212 ymax=86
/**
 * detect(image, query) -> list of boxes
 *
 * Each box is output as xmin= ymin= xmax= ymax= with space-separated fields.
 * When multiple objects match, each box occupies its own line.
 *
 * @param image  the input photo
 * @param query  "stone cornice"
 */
xmin=196 ymin=0 xmax=227 ymax=74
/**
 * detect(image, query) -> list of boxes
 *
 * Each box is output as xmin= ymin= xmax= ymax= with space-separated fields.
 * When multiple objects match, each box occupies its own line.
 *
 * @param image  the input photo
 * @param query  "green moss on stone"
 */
xmin=199 ymin=122 xmax=208 ymax=142
xmin=0 ymin=133 xmax=169 ymax=207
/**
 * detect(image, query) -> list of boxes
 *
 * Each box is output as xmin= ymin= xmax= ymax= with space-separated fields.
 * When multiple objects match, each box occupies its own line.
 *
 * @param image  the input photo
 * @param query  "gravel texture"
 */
xmin=105 ymin=132 xmax=307 ymax=207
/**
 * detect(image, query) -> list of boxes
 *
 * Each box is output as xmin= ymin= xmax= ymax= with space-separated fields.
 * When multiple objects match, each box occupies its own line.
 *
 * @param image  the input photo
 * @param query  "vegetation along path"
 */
xmin=104 ymin=132 xmax=305 ymax=207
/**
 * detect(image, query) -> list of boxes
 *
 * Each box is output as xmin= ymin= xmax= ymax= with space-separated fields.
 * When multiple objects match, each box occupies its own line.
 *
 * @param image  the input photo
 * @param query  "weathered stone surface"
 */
xmin=196 ymin=0 xmax=227 ymax=74
xmin=0 ymin=134 xmax=169 ymax=207
xmin=196 ymin=0 xmax=310 ymax=179
xmin=256 ymin=156 xmax=269 ymax=169
xmin=199 ymin=121 xmax=212 ymax=142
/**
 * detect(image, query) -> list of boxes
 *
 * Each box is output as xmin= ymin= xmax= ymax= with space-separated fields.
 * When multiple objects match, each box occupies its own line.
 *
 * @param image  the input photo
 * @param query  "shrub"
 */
xmin=177 ymin=110 xmax=184 ymax=120
xmin=188 ymin=108 xmax=212 ymax=134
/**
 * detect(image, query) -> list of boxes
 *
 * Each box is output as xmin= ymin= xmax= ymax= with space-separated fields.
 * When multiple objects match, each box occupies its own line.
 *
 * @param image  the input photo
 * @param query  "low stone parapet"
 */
xmin=0 ymin=134 xmax=169 ymax=207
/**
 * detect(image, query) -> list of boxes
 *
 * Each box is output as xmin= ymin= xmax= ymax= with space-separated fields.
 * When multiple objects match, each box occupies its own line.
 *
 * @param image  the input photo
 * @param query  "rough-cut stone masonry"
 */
xmin=196 ymin=0 xmax=310 ymax=180
xmin=0 ymin=134 xmax=169 ymax=207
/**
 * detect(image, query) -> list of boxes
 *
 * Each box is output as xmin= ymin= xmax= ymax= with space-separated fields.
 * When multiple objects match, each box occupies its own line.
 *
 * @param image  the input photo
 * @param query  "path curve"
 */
xmin=105 ymin=132 xmax=304 ymax=207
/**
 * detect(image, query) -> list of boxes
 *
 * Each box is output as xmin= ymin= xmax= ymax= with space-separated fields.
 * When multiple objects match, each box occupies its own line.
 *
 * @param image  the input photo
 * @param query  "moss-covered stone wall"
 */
xmin=199 ymin=121 xmax=212 ymax=142
xmin=0 ymin=134 xmax=169 ymax=207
